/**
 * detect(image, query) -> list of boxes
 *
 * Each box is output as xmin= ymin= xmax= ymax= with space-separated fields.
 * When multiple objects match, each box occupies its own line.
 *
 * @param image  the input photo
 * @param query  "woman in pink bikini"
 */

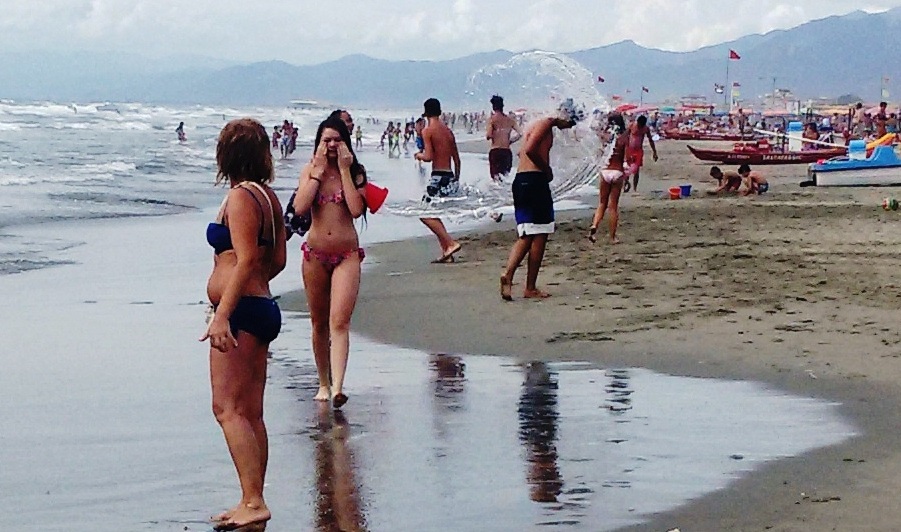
xmin=292 ymin=116 xmax=367 ymax=409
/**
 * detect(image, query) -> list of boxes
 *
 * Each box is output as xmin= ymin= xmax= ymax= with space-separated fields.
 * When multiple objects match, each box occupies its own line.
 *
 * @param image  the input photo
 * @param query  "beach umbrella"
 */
xmin=615 ymin=103 xmax=638 ymax=113
xmin=660 ymin=106 xmax=676 ymax=113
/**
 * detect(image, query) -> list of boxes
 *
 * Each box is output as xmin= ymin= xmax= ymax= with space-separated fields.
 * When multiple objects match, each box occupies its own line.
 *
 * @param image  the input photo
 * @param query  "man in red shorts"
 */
xmin=624 ymin=115 xmax=658 ymax=192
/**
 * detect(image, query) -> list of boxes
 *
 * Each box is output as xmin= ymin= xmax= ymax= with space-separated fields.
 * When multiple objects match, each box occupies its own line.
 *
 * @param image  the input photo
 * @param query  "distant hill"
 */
xmin=2 ymin=8 xmax=900 ymax=108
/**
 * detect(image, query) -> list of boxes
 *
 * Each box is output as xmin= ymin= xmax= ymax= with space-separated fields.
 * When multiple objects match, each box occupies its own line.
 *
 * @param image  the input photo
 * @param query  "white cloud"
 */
xmin=1 ymin=0 xmax=900 ymax=62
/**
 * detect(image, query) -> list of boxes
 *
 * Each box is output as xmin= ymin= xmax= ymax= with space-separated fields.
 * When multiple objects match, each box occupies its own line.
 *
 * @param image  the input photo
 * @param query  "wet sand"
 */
xmin=284 ymin=139 xmax=901 ymax=531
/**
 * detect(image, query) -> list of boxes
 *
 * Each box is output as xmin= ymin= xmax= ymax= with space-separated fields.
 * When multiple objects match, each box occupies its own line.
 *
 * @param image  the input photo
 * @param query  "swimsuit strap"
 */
xmin=242 ymin=181 xmax=277 ymax=242
xmin=215 ymin=193 xmax=229 ymax=223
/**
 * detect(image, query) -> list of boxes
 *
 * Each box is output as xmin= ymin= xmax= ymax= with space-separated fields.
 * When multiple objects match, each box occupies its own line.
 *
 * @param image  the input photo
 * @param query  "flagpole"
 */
xmin=725 ymin=57 xmax=730 ymax=109
xmin=640 ymin=87 xmax=644 ymax=106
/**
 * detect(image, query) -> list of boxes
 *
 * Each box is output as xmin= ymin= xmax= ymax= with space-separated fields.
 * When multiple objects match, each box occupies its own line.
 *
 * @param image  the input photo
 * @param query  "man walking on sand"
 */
xmin=625 ymin=115 xmax=658 ymax=193
xmin=500 ymin=98 xmax=584 ymax=301
xmin=415 ymin=98 xmax=463 ymax=263
xmin=486 ymin=94 xmax=522 ymax=182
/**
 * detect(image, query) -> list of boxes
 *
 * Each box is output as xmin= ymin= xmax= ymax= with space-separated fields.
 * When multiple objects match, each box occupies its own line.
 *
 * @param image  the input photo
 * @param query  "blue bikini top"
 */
xmin=207 ymin=184 xmax=275 ymax=255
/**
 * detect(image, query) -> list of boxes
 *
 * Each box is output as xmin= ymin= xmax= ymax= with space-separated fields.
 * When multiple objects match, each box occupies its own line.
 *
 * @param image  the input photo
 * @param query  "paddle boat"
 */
xmin=803 ymin=144 xmax=901 ymax=187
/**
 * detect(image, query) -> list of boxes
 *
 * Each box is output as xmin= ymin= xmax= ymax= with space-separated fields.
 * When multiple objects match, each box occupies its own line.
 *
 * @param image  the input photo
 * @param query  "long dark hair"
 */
xmin=607 ymin=112 xmax=626 ymax=133
xmin=314 ymin=116 xmax=366 ymax=186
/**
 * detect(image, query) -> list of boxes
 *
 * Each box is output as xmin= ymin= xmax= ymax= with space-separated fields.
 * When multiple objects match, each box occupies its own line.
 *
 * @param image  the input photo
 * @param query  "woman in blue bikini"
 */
xmin=202 ymin=118 xmax=287 ymax=530
xmin=293 ymin=116 xmax=367 ymax=409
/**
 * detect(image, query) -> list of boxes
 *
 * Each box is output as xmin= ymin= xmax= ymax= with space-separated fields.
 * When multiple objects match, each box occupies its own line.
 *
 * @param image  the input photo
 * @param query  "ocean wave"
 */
xmin=1 ymin=157 xmax=26 ymax=168
xmin=77 ymin=161 xmax=137 ymax=175
xmin=0 ymin=172 xmax=117 ymax=186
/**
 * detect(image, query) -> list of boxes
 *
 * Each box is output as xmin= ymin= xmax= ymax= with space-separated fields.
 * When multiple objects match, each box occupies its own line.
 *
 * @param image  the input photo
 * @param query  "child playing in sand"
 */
xmin=708 ymin=166 xmax=742 ymax=194
xmin=738 ymin=164 xmax=768 ymax=195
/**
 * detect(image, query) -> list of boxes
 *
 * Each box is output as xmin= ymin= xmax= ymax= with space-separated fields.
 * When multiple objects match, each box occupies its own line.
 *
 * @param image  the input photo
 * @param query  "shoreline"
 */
xmin=280 ymin=139 xmax=901 ymax=530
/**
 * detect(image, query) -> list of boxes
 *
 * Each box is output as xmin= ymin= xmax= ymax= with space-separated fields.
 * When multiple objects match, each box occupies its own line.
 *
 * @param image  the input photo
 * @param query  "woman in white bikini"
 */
xmin=589 ymin=113 xmax=628 ymax=244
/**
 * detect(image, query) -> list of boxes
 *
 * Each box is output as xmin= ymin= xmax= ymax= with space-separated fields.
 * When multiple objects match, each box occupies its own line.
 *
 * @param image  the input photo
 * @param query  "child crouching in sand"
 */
xmin=738 ymin=164 xmax=769 ymax=195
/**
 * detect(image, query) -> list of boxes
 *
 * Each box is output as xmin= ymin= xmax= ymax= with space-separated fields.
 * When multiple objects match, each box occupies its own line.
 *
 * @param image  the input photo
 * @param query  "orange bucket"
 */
xmin=669 ymin=186 xmax=681 ymax=199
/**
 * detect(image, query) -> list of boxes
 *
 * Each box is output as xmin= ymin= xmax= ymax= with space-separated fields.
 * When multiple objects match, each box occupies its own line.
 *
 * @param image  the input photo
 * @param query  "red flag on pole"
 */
xmin=729 ymin=49 xmax=741 ymax=60
xmin=642 ymin=86 xmax=649 ymax=93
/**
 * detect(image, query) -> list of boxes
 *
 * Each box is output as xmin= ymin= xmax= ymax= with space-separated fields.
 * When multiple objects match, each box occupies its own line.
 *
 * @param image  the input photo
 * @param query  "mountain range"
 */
xmin=2 ymin=8 xmax=900 ymax=109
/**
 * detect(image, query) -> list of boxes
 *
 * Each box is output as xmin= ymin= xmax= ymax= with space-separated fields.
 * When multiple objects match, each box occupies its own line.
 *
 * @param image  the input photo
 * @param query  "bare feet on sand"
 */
xmin=332 ymin=392 xmax=348 ymax=409
xmin=314 ymin=386 xmax=331 ymax=401
xmin=500 ymin=275 xmax=513 ymax=301
xmin=213 ymin=501 xmax=270 ymax=531
xmin=211 ymin=504 xmax=240 ymax=523
xmin=523 ymin=289 xmax=551 ymax=299
xmin=611 ymin=237 xmax=621 ymax=245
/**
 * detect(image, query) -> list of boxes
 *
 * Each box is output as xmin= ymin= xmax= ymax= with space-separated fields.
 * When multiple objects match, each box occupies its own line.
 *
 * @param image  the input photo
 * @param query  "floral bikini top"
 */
xmin=316 ymin=189 xmax=345 ymax=206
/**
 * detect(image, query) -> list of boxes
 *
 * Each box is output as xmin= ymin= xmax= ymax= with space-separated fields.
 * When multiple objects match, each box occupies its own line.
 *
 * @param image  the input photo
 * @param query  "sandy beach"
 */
xmin=282 ymin=138 xmax=901 ymax=531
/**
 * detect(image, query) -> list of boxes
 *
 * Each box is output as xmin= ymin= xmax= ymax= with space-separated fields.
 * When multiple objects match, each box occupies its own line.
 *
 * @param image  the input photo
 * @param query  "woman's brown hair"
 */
xmin=215 ymin=118 xmax=273 ymax=185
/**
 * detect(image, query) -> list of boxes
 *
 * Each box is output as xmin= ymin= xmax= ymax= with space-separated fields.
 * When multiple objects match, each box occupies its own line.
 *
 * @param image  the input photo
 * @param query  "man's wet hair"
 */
xmin=709 ymin=166 xmax=722 ymax=177
xmin=738 ymin=164 xmax=751 ymax=174
xmin=637 ymin=115 xmax=648 ymax=126
xmin=490 ymin=95 xmax=504 ymax=111
xmin=423 ymin=98 xmax=442 ymax=117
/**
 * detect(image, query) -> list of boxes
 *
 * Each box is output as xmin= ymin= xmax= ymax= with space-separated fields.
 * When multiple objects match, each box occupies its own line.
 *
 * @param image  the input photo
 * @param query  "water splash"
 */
xmin=386 ymin=51 xmax=613 ymax=220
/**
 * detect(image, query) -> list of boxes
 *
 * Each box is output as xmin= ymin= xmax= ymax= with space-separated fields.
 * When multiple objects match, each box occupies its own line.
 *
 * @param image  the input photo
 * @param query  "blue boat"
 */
xmin=805 ymin=145 xmax=901 ymax=187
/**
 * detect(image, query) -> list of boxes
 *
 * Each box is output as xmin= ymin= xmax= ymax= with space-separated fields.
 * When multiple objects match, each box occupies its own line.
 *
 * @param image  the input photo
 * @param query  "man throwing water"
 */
xmin=500 ymin=98 xmax=584 ymax=300
xmin=415 ymin=98 xmax=463 ymax=263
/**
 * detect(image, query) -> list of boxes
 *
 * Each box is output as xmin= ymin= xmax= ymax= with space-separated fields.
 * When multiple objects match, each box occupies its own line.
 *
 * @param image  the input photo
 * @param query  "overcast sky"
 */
xmin=2 ymin=0 xmax=900 ymax=64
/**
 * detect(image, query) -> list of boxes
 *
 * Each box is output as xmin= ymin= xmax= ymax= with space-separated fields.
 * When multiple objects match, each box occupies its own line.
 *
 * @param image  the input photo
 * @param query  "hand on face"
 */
xmin=312 ymin=140 xmax=328 ymax=172
xmin=337 ymin=142 xmax=354 ymax=171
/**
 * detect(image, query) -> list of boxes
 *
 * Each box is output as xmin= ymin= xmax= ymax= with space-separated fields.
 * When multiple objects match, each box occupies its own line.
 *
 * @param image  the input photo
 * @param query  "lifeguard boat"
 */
xmin=688 ymin=137 xmax=846 ymax=165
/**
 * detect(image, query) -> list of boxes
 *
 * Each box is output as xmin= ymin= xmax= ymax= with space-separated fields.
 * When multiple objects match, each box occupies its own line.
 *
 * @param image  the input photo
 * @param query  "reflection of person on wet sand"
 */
xmin=500 ymin=99 xmax=583 ymax=301
xmin=315 ymin=404 xmax=368 ymax=532
xmin=518 ymin=362 xmax=563 ymax=503
xmin=430 ymin=353 xmax=466 ymax=397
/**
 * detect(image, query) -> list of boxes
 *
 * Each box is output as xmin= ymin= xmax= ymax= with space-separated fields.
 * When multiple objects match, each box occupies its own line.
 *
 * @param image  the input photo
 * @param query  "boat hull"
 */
xmin=665 ymin=131 xmax=752 ymax=141
xmin=810 ymin=167 xmax=901 ymax=187
xmin=688 ymin=145 xmax=846 ymax=165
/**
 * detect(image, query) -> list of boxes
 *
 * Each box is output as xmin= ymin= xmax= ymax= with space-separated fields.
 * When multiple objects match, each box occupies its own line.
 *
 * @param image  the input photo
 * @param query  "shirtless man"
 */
xmin=738 ymin=164 xmax=769 ymax=195
xmin=414 ymin=98 xmax=463 ymax=263
xmin=500 ymin=98 xmax=583 ymax=301
xmin=625 ymin=115 xmax=658 ymax=192
xmin=486 ymin=95 xmax=522 ymax=182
